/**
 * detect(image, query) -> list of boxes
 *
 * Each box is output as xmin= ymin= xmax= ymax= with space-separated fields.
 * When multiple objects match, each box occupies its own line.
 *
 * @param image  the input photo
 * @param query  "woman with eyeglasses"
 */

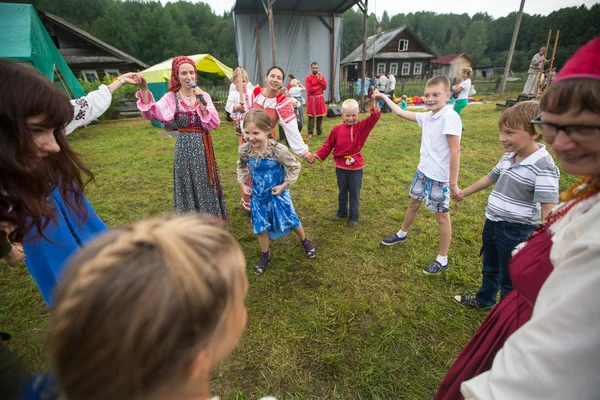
xmin=436 ymin=37 xmax=600 ymax=400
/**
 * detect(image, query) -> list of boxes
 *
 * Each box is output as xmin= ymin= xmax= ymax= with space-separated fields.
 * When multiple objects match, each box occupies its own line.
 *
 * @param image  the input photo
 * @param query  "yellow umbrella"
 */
xmin=141 ymin=54 xmax=233 ymax=83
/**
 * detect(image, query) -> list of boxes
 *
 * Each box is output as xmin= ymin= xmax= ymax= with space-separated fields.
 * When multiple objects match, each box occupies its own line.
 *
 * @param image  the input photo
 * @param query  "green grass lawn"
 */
xmin=0 ymin=102 xmax=575 ymax=399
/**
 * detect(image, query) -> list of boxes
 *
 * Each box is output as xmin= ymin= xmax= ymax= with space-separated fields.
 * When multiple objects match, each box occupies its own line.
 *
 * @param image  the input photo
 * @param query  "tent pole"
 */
xmin=268 ymin=0 xmax=276 ymax=65
xmin=498 ymin=0 xmax=525 ymax=96
xmin=546 ymin=30 xmax=560 ymax=89
xmin=330 ymin=13 xmax=336 ymax=104
xmin=359 ymin=0 xmax=368 ymax=112
xmin=255 ymin=14 xmax=263 ymax=81
xmin=535 ymin=29 xmax=552 ymax=98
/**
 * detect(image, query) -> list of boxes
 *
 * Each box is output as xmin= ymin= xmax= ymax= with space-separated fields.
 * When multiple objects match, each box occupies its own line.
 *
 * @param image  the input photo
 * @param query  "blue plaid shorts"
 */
xmin=409 ymin=170 xmax=450 ymax=213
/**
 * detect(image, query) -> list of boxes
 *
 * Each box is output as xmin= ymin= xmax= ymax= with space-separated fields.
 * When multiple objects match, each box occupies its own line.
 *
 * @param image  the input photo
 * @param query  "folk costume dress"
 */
xmin=436 ymin=189 xmax=600 ymax=400
xmin=21 ymin=85 xmax=112 ymax=307
xmin=237 ymin=139 xmax=301 ymax=240
xmin=305 ymin=73 xmax=327 ymax=117
xmin=137 ymin=90 xmax=227 ymax=219
xmin=225 ymin=82 xmax=254 ymax=142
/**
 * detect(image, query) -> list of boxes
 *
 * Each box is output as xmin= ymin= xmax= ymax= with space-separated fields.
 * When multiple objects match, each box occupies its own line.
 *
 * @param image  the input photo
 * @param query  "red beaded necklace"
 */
xmin=528 ymin=177 xmax=600 ymax=240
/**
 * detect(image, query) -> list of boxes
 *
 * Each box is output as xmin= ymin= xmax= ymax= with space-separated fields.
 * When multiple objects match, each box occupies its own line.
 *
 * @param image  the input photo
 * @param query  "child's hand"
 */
xmin=271 ymin=184 xmax=286 ymax=196
xmin=303 ymin=152 xmax=315 ymax=163
xmin=450 ymin=186 xmax=462 ymax=201
xmin=372 ymin=89 xmax=385 ymax=101
xmin=241 ymin=184 xmax=253 ymax=196
xmin=4 ymin=243 xmax=25 ymax=267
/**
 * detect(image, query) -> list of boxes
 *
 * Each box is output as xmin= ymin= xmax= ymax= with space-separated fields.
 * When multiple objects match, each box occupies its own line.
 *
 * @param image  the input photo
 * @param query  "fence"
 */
xmin=339 ymin=78 xmax=526 ymax=101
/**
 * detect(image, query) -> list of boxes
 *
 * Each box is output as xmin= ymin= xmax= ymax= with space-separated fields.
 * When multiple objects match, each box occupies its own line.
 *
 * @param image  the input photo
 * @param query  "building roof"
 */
xmin=431 ymin=53 xmax=472 ymax=65
xmin=39 ymin=11 xmax=148 ymax=69
xmin=233 ymin=0 xmax=358 ymax=14
xmin=340 ymin=25 xmax=435 ymax=64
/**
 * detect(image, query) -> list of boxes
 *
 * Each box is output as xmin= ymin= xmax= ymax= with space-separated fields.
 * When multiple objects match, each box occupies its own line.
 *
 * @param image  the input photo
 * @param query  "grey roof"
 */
xmin=39 ymin=11 xmax=148 ymax=68
xmin=340 ymin=25 xmax=435 ymax=64
xmin=233 ymin=0 xmax=358 ymax=14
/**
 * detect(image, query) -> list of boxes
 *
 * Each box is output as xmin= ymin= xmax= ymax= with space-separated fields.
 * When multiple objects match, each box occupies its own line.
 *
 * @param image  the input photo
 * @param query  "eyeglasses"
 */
xmin=531 ymin=115 xmax=600 ymax=143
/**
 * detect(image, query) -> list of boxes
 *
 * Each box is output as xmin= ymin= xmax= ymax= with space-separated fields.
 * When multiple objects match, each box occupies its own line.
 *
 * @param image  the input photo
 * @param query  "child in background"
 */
xmin=453 ymin=101 xmax=559 ymax=308
xmin=288 ymin=78 xmax=305 ymax=133
xmin=401 ymin=94 xmax=408 ymax=110
xmin=375 ymin=76 xmax=462 ymax=274
xmin=238 ymin=109 xmax=316 ymax=274
xmin=47 ymin=215 xmax=250 ymax=400
xmin=226 ymin=66 xmax=254 ymax=143
xmin=452 ymin=67 xmax=472 ymax=128
xmin=312 ymin=99 xmax=381 ymax=228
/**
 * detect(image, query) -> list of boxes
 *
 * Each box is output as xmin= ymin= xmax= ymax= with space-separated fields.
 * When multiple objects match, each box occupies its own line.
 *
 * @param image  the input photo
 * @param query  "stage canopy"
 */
xmin=232 ymin=0 xmax=359 ymax=103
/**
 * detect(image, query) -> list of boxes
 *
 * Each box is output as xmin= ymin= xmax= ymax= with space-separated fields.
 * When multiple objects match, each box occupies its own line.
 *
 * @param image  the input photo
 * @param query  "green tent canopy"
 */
xmin=141 ymin=54 xmax=233 ymax=101
xmin=0 ymin=3 xmax=85 ymax=99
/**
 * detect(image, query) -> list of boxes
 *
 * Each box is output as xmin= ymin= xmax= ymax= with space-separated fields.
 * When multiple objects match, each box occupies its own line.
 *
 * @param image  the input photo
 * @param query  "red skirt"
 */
xmin=435 ymin=231 xmax=554 ymax=400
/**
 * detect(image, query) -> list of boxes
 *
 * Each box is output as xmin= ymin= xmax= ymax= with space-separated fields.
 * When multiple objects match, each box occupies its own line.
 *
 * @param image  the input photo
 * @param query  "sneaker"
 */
xmin=422 ymin=260 xmax=449 ymax=275
xmin=331 ymin=214 xmax=346 ymax=221
xmin=348 ymin=221 xmax=357 ymax=228
xmin=381 ymin=233 xmax=407 ymax=246
xmin=453 ymin=294 xmax=491 ymax=309
xmin=254 ymin=256 xmax=271 ymax=275
xmin=301 ymin=237 xmax=316 ymax=259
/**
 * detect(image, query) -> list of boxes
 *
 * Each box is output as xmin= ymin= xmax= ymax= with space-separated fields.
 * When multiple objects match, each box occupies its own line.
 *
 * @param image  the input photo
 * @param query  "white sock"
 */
xmin=436 ymin=254 xmax=448 ymax=266
xmin=396 ymin=229 xmax=407 ymax=238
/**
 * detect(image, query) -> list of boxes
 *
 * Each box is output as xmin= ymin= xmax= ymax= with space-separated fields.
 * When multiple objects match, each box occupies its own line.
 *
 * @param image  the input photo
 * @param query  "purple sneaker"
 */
xmin=301 ymin=237 xmax=316 ymax=259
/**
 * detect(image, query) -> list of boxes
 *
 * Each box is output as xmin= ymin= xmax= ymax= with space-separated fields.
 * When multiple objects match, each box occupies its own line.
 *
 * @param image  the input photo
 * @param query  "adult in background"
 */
xmin=384 ymin=71 xmax=396 ymax=112
xmin=437 ymin=37 xmax=600 ymax=400
xmin=136 ymin=56 xmax=227 ymax=219
xmin=355 ymin=74 xmax=370 ymax=98
xmin=522 ymin=47 xmax=550 ymax=96
xmin=305 ymin=62 xmax=327 ymax=138
xmin=376 ymin=70 xmax=389 ymax=110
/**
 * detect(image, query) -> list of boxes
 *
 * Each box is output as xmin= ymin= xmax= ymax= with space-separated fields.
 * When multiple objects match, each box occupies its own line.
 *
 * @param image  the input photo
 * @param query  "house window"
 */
xmin=401 ymin=62 xmax=410 ymax=76
xmin=81 ymin=70 xmax=99 ymax=82
xmin=377 ymin=63 xmax=386 ymax=74
xmin=398 ymin=39 xmax=409 ymax=52
xmin=104 ymin=69 xmax=120 ymax=78
xmin=413 ymin=62 xmax=422 ymax=75
xmin=389 ymin=63 xmax=398 ymax=75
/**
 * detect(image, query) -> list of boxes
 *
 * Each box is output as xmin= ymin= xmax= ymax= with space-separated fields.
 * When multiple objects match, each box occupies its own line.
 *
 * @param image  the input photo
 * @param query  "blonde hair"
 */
xmin=50 ymin=215 xmax=246 ymax=400
xmin=462 ymin=67 xmax=472 ymax=78
xmin=290 ymin=78 xmax=299 ymax=87
xmin=426 ymin=75 xmax=451 ymax=92
xmin=341 ymin=98 xmax=359 ymax=111
xmin=402 ymin=94 xmax=407 ymax=99
xmin=498 ymin=100 xmax=540 ymax=138
xmin=243 ymin=108 xmax=272 ymax=133
xmin=232 ymin=66 xmax=249 ymax=86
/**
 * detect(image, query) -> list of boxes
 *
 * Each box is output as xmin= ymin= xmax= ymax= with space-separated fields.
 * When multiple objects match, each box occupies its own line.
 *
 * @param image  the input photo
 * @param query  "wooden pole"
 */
xmin=535 ymin=30 xmax=552 ymax=98
xmin=255 ymin=14 xmax=263 ymax=81
xmin=498 ymin=0 xmax=525 ymax=96
xmin=330 ymin=13 xmax=336 ymax=104
xmin=268 ymin=0 xmax=276 ymax=65
xmin=546 ymin=30 xmax=560 ymax=87
xmin=360 ymin=0 xmax=368 ymax=112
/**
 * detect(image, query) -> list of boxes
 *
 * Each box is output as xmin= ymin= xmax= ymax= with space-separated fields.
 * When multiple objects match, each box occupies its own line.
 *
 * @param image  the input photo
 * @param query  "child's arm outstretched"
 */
xmin=271 ymin=143 xmax=302 ymax=195
xmin=457 ymin=176 xmax=495 ymax=201
xmin=373 ymin=89 xmax=416 ymax=122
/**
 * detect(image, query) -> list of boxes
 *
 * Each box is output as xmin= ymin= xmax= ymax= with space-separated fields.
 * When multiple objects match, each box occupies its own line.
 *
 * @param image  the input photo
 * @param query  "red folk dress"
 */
xmin=305 ymin=74 xmax=327 ymax=117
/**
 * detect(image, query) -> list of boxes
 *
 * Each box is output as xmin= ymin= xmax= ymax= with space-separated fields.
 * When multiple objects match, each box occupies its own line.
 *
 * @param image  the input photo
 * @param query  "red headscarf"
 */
xmin=555 ymin=37 xmax=600 ymax=82
xmin=169 ymin=56 xmax=196 ymax=92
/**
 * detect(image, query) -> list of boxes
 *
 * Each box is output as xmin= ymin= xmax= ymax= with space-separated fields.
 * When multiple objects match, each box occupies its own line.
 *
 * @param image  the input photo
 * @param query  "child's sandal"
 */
xmin=302 ymin=238 xmax=316 ymax=259
xmin=254 ymin=256 xmax=271 ymax=275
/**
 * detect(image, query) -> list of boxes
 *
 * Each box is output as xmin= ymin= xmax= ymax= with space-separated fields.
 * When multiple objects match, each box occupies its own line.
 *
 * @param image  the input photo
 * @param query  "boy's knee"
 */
xmin=435 ymin=212 xmax=451 ymax=224
xmin=408 ymin=198 xmax=422 ymax=208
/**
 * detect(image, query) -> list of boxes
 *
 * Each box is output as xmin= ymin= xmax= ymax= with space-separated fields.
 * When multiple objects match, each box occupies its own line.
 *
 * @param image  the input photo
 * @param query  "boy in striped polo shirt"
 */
xmin=454 ymin=101 xmax=559 ymax=309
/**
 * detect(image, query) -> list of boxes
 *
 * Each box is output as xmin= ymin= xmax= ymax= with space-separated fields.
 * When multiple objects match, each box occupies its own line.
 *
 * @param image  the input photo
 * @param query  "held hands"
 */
xmin=271 ymin=184 xmax=287 ymax=196
xmin=303 ymin=152 xmax=316 ymax=164
xmin=241 ymin=184 xmax=253 ymax=196
xmin=4 ymin=243 xmax=25 ymax=267
xmin=119 ymin=72 xmax=140 ymax=85
xmin=372 ymin=89 xmax=385 ymax=101
xmin=136 ymin=73 xmax=148 ymax=90
xmin=450 ymin=185 xmax=464 ymax=201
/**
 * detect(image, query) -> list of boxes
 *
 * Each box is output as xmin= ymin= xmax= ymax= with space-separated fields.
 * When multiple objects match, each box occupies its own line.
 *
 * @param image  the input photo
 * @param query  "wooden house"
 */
xmin=38 ymin=11 xmax=148 ymax=82
xmin=340 ymin=25 xmax=436 ymax=81
xmin=431 ymin=53 xmax=472 ymax=80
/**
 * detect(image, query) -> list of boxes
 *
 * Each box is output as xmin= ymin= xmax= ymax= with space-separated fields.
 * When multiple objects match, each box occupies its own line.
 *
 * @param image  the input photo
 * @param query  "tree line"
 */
xmin=10 ymin=0 xmax=599 ymax=74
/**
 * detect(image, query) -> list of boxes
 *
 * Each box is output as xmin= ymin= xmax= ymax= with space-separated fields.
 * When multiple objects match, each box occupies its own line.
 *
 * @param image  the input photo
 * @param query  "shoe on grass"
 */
xmin=422 ymin=260 xmax=449 ymax=275
xmin=331 ymin=214 xmax=346 ymax=221
xmin=348 ymin=221 xmax=357 ymax=228
xmin=381 ymin=232 xmax=407 ymax=246
xmin=254 ymin=256 xmax=271 ymax=275
xmin=454 ymin=294 xmax=491 ymax=309
xmin=301 ymin=237 xmax=316 ymax=259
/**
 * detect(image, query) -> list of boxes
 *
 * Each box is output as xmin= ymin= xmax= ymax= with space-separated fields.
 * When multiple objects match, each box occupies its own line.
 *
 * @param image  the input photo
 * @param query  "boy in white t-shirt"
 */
xmin=374 ymin=76 xmax=462 ymax=274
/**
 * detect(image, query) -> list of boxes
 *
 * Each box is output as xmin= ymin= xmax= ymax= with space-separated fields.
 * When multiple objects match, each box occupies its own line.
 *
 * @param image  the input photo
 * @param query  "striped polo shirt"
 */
xmin=486 ymin=144 xmax=560 ymax=225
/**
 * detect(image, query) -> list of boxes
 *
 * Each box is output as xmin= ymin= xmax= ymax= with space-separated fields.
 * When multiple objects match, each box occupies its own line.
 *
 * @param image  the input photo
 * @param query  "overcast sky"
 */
xmin=160 ymin=0 xmax=596 ymax=19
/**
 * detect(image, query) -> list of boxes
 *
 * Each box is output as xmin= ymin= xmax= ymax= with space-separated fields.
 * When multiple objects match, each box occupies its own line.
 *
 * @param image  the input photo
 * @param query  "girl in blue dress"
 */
xmin=237 ymin=109 xmax=316 ymax=274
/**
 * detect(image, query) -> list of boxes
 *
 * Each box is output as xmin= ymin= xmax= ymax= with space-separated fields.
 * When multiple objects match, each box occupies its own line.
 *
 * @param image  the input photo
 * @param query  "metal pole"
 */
xmin=360 ymin=0 xmax=368 ymax=112
xmin=255 ymin=14 xmax=263 ymax=80
xmin=498 ymin=0 xmax=525 ymax=96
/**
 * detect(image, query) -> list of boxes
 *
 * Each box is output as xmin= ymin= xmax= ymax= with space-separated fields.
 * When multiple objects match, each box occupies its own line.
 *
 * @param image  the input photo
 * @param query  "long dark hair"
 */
xmin=0 ymin=59 xmax=93 ymax=242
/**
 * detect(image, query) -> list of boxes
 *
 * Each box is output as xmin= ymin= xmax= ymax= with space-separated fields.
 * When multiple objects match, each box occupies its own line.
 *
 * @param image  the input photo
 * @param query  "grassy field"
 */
xmin=0 ymin=101 xmax=574 ymax=399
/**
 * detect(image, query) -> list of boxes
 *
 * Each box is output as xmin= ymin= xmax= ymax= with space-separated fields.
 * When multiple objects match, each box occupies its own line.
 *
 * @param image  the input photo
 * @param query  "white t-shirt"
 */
xmin=456 ymin=79 xmax=471 ymax=100
xmin=461 ymin=192 xmax=600 ymax=399
xmin=387 ymin=74 xmax=396 ymax=92
xmin=415 ymin=105 xmax=462 ymax=182
xmin=377 ymin=75 xmax=389 ymax=92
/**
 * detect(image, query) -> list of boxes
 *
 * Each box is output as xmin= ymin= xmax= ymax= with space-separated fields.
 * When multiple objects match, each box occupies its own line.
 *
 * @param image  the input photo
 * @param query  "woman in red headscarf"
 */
xmin=136 ymin=56 xmax=227 ymax=219
xmin=436 ymin=37 xmax=600 ymax=399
